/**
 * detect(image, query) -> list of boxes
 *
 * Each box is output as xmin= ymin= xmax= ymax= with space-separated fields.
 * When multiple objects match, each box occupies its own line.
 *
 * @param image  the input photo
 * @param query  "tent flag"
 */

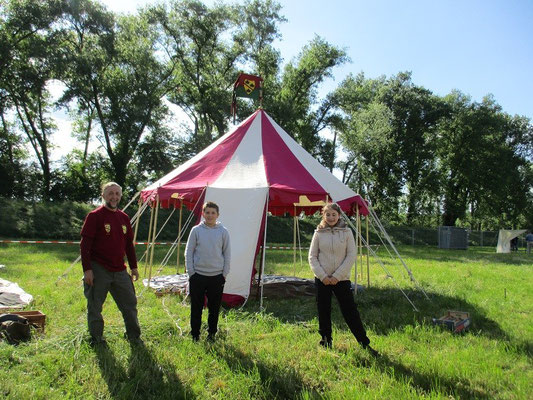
xmin=233 ymin=73 xmax=262 ymax=99
xmin=231 ymin=73 xmax=263 ymax=121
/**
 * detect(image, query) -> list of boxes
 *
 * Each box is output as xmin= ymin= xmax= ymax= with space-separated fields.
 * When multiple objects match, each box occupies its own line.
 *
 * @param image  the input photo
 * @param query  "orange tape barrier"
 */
xmin=0 ymin=240 xmax=308 ymax=249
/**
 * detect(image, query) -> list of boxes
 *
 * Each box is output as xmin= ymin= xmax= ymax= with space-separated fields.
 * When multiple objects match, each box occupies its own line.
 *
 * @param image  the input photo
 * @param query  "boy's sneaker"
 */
xmin=191 ymin=334 xmax=200 ymax=342
xmin=129 ymin=337 xmax=144 ymax=346
xmin=207 ymin=333 xmax=216 ymax=343
xmin=319 ymin=336 xmax=332 ymax=348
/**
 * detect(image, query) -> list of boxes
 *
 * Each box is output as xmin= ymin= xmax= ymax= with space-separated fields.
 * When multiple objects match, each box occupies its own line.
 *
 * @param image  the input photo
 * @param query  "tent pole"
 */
xmin=366 ymin=214 xmax=370 ymax=288
xmin=133 ymin=197 xmax=141 ymax=246
xmin=293 ymin=206 xmax=297 ymax=273
xmin=176 ymin=199 xmax=183 ymax=274
xmin=354 ymin=204 xmax=359 ymax=295
xmin=148 ymin=195 xmax=160 ymax=287
xmin=144 ymin=201 xmax=155 ymax=278
xmin=340 ymin=208 xmax=420 ymax=312
xmin=122 ymin=190 xmax=140 ymax=213
xmin=259 ymin=192 xmax=269 ymax=311
xmin=256 ymin=229 xmax=266 ymax=301
xmin=293 ymin=212 xmax=297 ymax=275
xmin=296 ymin=216 xmax=303 ymax=271
xmin=358 ymin=205 xmax=363 ymax=281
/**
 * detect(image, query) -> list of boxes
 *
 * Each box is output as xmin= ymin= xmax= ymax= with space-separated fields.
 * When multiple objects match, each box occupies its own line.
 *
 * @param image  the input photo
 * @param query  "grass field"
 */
xmin=0 ymin=243 xmax=531 ymax=399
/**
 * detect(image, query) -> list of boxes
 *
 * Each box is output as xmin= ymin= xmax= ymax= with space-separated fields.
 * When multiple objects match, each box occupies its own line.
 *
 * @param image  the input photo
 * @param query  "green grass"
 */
xmin=0 ymin=243 xmax=531 ymax=399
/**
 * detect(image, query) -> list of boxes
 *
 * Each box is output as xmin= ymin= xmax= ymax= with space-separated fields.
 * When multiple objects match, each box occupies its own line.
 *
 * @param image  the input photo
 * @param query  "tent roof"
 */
xmin=140 ymin=109 xmax=367 ymax=215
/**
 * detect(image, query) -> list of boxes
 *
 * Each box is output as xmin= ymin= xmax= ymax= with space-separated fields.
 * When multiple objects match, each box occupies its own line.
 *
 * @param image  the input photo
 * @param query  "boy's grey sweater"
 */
xmin=185 ymin=221 xmax=231 ymax=278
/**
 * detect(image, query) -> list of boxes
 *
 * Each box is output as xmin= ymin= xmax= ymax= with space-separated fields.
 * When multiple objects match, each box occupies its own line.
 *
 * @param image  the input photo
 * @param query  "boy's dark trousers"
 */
xmin=189 ymin=273 xmax=225 ymax=338
xmin=315 ymin=278 xmax=370 ymax=346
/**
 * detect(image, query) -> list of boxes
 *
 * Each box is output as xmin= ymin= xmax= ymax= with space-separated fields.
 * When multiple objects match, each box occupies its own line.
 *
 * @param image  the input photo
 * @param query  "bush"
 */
xmin=0 ymin=198 xmax=93 ymax=240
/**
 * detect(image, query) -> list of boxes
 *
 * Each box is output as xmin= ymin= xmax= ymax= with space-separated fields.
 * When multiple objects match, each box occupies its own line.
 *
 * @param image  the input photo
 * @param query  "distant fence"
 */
xmin=381 ymin=227 xmax=501 ymax=247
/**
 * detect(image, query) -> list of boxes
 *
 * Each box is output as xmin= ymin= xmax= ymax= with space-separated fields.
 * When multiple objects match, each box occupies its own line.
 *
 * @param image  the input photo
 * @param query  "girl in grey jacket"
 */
xmin=309 ymin=203 xmax=377 ymax=355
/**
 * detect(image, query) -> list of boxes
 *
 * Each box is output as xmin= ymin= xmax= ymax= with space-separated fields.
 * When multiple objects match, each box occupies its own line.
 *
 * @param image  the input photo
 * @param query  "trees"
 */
xmin=58 ymin=0 xmax=176 ymax=191
xmin=0 ymin=0 xmax=530 ymax=229
xmin=149 ymin=0 xmax=285 ymax=155
xmin=335 ymin=73 xmax=532 ymax=228
xmin=439 ymin=93 xmax=532 ymax=228
xmin=0 ymin=0 xmax=65 ymax=198
xmin=151 ymin=1 xmax=345 ymax=162
xmin=334 ymin=72 xmax=442 ymax=224
xmin=0 ymin=107 xmax=29 ymax=198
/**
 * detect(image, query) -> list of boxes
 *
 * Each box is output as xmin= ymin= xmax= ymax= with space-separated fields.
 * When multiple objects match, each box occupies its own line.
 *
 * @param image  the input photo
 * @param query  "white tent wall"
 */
xmin=205 ymin=187 xmax=268 ymax=301
xmin=496 ymin=229 xmax=526 ymax=253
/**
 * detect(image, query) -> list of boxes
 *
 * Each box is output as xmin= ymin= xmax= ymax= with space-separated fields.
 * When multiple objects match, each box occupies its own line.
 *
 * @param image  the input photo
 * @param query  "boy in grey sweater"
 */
xmin=185 ymin=201 xmax=231 ymax=341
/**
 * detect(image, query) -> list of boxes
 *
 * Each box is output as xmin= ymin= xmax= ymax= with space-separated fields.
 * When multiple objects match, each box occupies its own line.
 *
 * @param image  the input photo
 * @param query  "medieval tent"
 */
xmin=496 ymin=229 xmax=526 ymax=253
xmin=139 ymin=109 xmax=368 ymax=306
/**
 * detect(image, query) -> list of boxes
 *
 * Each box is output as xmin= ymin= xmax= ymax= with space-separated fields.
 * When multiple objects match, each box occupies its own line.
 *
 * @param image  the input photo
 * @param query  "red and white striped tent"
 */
xmin=140 ymin=109 xmax=368 ymax=306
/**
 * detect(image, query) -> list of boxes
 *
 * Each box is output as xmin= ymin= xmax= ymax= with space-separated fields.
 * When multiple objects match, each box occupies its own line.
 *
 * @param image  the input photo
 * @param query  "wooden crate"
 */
xmin=10 ymin=310 xmax=46 ymax=333
xmin=432 ymin=310 xmax=470 ymax=333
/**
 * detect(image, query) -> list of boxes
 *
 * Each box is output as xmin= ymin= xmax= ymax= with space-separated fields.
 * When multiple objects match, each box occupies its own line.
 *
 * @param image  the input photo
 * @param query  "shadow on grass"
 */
xmin=93 ymin=345 xmax=129 ymax=398
xmin=394 ymin=246 xmax=533 ymax=266
xmin=251 ymin=286 xmax=531 ymax=359
xmin=94 ymin=342 xmax=195 ymax=399
xmin=355 ymin=352 xmax=492 ymax=398
xmin=211 ymin=342 xmax=320 ymax=399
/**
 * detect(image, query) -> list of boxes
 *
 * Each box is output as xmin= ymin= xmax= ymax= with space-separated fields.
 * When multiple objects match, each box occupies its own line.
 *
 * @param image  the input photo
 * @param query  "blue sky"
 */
xmin=102 ymin=0 xmax=533 ymax=119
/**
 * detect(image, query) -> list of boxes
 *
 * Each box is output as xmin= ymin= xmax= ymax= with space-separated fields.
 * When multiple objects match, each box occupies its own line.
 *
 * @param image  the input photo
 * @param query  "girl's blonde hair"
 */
xmin=318 ymin=203 xmax=342 ymax=228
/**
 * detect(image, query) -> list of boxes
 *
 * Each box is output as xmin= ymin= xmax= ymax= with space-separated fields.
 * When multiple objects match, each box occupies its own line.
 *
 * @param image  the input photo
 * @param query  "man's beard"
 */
xmin=105 ymin=201 xmax=118 ymax=210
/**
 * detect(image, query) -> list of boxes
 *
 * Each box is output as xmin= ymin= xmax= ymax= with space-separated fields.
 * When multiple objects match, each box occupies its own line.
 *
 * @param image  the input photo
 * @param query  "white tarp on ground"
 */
xmin=143 ymin=274 xmax=189 ymax=295
xmin=144 ymin=274 xmax=316 ymax=298
xmin=496 ymin=229 xmax=526 ymax=253
xmin=0 ymin=278 xmax=33 ymax=309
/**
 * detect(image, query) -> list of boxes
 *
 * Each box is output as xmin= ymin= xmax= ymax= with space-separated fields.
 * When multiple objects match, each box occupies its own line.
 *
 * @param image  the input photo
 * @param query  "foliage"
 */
xmin=0 ymin=0 xmax=65 ymax=198
xmin=0 ymin=0 xmax=531 ymax=229
xmin=149 ymin=0 xmax=285 ymax=155
xmin=438 ymin=93 xmax=531 ymax=228
xmin=335 ymin=73 xmax=533 ymax=229
xmin=58 ymin=0 xmax=176 ymax=192
xmin=52 ymin=150 xmax=111 ymax=203
xmin=0 ymin=198 xmax=92 ymax=239
xmin=0 ymin=110 xmax=30 ymax=198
